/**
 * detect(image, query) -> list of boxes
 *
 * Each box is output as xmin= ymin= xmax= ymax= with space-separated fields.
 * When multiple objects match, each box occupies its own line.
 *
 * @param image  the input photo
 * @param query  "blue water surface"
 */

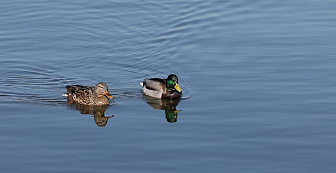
xmin=1 ymin=0 xmax=336 ymax=172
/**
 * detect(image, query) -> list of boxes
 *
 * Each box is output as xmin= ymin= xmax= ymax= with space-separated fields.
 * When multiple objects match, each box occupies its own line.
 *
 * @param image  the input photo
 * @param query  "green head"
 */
xmin=165 ymin=106 xmax=180 ymax=123
xmin=166 ymin=74 xmax=182 ymax=93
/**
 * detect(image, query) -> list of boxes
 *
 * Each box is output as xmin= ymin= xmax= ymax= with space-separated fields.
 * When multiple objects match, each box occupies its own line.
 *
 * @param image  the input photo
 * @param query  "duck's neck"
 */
xmin=95 ymin=96 xmax=110 ymax=105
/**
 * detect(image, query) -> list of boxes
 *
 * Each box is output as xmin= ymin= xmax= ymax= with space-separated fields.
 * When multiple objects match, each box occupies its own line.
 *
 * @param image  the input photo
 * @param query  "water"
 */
xmin=1 ymin=0 xmax=336 ymax=172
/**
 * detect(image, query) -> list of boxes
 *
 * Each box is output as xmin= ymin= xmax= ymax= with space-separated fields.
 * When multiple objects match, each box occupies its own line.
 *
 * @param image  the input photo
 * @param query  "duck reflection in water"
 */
xmin=67 ymin=103 xmax=114 ymax=127
xmin=143 ymin=96 xmax=181 ymax=123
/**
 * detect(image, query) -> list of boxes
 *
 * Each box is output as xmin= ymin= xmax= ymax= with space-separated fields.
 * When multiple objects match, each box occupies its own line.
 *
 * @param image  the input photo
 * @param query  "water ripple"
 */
xmin=0 ymin=0 xmax=225 ymax=105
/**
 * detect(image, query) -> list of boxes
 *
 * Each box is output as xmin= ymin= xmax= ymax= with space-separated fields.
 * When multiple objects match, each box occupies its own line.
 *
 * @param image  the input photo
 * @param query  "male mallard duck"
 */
xmin=140 ymin=74 xmax=182 ymax=99
xmin=63 ymin=82 xmax=113 ymax=106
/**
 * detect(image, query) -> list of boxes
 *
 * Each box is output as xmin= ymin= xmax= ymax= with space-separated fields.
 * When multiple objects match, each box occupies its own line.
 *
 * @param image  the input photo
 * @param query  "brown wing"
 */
xmin=65 ymin=85 xmax=94 ymax=104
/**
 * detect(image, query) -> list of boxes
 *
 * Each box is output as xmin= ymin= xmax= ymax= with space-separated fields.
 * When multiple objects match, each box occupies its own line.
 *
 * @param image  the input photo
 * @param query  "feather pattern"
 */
xmin=141 ymin=74 xmax=182 ymax=99
xmin=64 ymin=82 xmax=113 ymax=106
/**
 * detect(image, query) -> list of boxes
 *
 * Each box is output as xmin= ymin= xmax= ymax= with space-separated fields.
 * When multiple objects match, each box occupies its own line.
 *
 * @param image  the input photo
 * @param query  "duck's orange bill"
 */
xmin=104 ymin=92 xmax=114 ymax=99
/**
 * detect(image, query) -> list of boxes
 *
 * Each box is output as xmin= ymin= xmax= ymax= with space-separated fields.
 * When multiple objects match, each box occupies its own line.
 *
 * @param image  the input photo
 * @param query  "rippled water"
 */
xmin=1 ymin=0 xmax=336 ymax=172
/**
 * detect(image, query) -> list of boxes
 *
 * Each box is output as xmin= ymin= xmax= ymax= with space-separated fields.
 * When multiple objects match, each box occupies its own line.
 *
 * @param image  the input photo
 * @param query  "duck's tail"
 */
xmin=140 ymin=82 xmax=143 ymax=86
xmin=62 ymin=93 xmax=68 ymax=97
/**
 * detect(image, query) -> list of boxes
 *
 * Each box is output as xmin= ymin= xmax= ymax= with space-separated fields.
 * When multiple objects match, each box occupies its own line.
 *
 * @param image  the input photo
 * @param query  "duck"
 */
xmin=63 ymin=82 xmax=114 ymax=106
xmin=140 ymin=74 xmax=182 ymax=99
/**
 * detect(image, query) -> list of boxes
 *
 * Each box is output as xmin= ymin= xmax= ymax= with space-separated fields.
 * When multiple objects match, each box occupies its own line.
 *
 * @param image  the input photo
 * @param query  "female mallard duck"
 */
xmin=140 ymin=74 xmax=182 ymax=99
xmin=63 ymin=82 xmax=114 ymax=106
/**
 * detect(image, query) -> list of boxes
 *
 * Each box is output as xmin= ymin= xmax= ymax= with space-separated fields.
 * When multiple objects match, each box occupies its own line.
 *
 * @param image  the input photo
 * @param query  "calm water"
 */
xmin=1 ymin=0 xmax=336 ymax=172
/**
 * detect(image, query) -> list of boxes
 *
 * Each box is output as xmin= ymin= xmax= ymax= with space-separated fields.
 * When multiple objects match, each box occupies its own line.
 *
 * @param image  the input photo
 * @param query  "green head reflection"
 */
xmin=143 ymin=95 xmax=182 ymax=123
xmin=164 ymin=106 xmax=181 ymax=123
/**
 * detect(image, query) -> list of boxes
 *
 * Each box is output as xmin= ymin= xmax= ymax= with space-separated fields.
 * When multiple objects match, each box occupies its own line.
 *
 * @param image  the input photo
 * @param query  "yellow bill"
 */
xmin=174 ymin=84 xmax=182 ymax=93
xmin=174 ymin=110 xmax=181 ymax=113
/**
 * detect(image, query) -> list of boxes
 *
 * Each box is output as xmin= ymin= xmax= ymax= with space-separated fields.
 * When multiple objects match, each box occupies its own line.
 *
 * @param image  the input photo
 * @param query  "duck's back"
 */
xmin=142 ymin=78 xmax=166 ymax=98
xmin=143 ymin=78 xmax=166 ymax=91
xmin=66 ymin=85 xmax=96 ymax=105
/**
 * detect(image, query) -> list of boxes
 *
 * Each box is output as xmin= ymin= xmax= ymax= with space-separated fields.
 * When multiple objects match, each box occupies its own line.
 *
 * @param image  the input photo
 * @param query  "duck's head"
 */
xmin=166 ymin=74 xmax=182 ymax=93
xmin=95 ymin=82 xmax=114 ymax=99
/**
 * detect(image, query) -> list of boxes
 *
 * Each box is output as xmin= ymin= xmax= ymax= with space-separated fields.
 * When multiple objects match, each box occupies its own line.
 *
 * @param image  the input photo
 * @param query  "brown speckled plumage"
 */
xmin=65 ymin=82 xmax=113 ymax=106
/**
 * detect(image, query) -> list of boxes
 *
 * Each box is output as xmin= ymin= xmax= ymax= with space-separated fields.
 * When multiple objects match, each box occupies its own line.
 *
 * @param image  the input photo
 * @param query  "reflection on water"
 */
xmin=1 ymin=0 xmax=336 ymax=172
xmin=143 ymin=96 xmax=181 ymax=123
xmin=67 ymin=103 xmax=114 ymax=127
